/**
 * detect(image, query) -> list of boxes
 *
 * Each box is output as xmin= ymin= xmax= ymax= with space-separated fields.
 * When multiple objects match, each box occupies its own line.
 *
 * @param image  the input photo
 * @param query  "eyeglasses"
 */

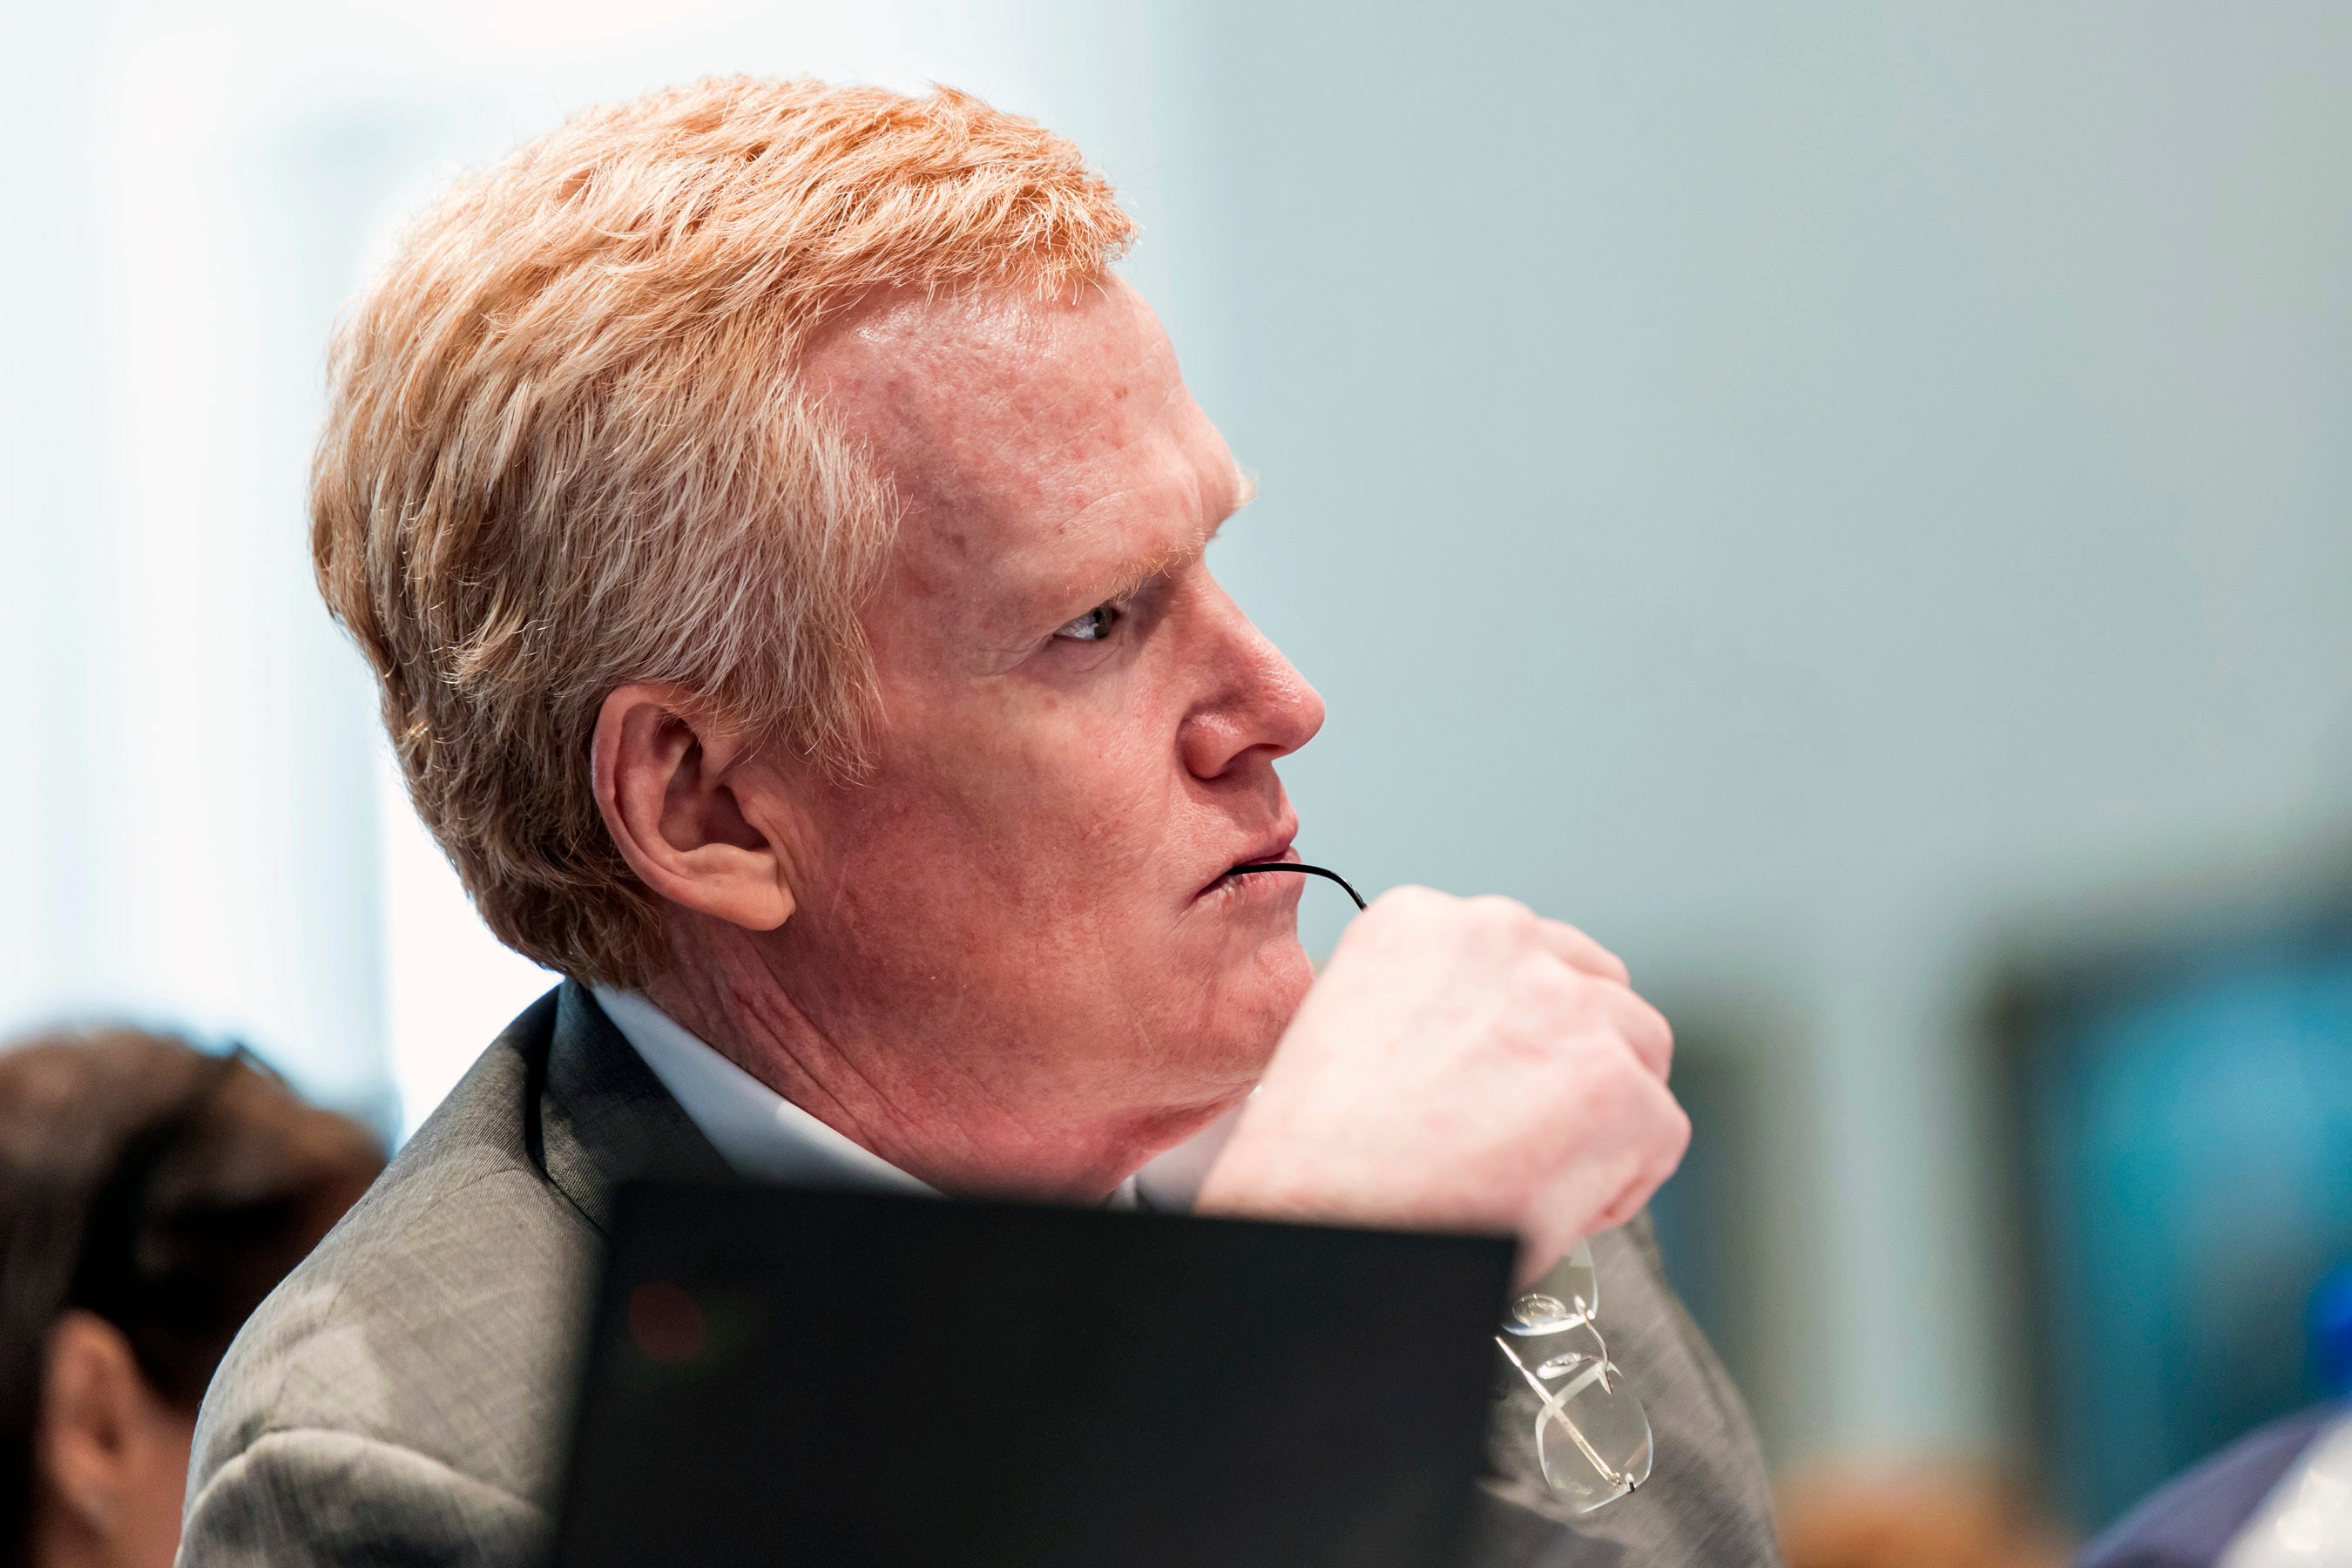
xmin=1231 ymin=863 xmax=1652 ymax=1514
xmin=1492 ymin=1236 xmax=1652 ymax=1510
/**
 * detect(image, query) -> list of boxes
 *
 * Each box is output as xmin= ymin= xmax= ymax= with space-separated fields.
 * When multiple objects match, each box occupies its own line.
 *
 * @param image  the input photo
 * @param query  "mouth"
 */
xmin=1194 ymin=837 xmax=1301 ymax=902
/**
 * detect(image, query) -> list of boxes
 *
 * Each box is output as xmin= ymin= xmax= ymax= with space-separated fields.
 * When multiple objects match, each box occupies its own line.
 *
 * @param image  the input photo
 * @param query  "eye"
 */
xmin=1052 ymin=604 xmax=1123 ymax=642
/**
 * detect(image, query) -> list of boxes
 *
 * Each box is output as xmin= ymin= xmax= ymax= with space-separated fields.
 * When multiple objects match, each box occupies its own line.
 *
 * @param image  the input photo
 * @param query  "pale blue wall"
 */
xmin=1136 ymin=3 xmax=2352 ymax=1463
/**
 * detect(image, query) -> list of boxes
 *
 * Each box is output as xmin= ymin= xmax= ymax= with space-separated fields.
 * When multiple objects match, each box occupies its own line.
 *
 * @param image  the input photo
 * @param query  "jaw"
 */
xmin=1156 ymin=926 xmax=1316 ymax=1087
xmin=646 ymin=889 xmax=1312 ymax=1202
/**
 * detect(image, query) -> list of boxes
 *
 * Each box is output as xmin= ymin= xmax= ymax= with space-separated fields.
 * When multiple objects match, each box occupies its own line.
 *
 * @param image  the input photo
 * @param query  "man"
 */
xmin=181 ymin=78 xmax=1778 ymax=1565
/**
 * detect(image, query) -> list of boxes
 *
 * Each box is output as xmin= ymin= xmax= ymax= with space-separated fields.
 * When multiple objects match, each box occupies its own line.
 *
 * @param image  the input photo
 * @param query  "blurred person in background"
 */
xmin=1776 ymin=1463 xmax=2072 ymax=1568
xmin=2072 ymin=1403 xmax=2352 ymax=1568
xmin=1778 ymin=1271 xmax=2352 ymax=1568
xmin=180 ymin=75 xmax=1774 ymax=1566
xmin=0 ymin=1029 xmax=382 ymax=1568
xmin=2073 ymin=1267 xmax=2352 ymax=1568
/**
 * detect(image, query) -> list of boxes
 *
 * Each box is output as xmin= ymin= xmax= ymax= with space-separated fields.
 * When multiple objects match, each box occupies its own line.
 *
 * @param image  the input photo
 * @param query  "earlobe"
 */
xmin=592 ymin=684 xmax=800 ymax=933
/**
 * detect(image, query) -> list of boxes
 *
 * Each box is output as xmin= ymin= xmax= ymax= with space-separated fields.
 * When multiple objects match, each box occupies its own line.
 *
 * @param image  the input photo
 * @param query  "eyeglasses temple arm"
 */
xmin=1227 ymin=862 xmax=1369 ymax=911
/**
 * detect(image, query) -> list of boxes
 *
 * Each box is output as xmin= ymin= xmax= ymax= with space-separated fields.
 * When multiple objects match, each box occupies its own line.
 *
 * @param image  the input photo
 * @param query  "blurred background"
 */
xmin=4 ymin=0 xmax=2349 ymax=1547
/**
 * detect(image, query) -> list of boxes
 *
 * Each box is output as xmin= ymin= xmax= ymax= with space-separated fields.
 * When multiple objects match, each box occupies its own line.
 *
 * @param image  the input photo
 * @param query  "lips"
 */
xmin=1195 ymin=836 xmax=1300 ymax=901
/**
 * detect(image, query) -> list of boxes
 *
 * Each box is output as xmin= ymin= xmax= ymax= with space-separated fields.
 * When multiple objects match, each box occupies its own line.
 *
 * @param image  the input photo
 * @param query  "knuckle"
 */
xmin=1367 ymin=884 xmax=1446 ymax=925
xmin=1556 ymin=920 xmax=1628 ymax=976
xmin=1350 ymin=886 xmax=1435 ymax=945
xmin=1585 ymin=1037 xmax=1654 ymax=1104
xmin=1666 ymin=1099 xmax=1693 ymax=1157
xmin=1463 ymin=893 xmax=1536 ymax=927
xmin=1553 ymin=976 xmax=1623 ymax=1039
xmin=1511 ymin=949 xmax=1578 ymax=1004
xmin=1621 ymin=993 xmax=1671 ymax=1048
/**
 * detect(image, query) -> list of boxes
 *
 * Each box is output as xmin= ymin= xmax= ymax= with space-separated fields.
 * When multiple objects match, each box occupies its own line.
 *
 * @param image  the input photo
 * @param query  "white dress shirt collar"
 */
xmin=591 ymin=985 xmax=935 ymax=1196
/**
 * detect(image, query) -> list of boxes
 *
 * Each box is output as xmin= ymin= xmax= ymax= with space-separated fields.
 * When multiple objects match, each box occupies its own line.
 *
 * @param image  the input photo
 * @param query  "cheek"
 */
xmin=863 ymin=678 xmax=1182 ymax=887
xmin=788 ymin=739 xmax=1181 ymax=1028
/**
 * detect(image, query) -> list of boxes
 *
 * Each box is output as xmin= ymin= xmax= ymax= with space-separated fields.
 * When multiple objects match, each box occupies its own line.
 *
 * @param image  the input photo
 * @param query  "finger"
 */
xmin=1617 ymin=989 xmax=1675 ymax=1081
xmin=1589 ymin=1179 xmax=1650 ymax=1236
xmin=1515 ymin=1072 xmax=1687 ymax=1278
xmin=1593 ymin=1159 xmax=1671 ymax=1233
xmin=1572 ymin=977 xmax=1673 ymax=1080
xmin=1532 ymin=919 xmax=1629 ymax=984
xmin=1592 ymin=1081 xmax=1691 ymax=1229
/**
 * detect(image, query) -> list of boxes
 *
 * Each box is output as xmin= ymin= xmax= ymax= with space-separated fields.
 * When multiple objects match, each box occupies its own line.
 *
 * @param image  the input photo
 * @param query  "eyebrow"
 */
xmin=1086 ymin=470 xmax=1258 ymax=608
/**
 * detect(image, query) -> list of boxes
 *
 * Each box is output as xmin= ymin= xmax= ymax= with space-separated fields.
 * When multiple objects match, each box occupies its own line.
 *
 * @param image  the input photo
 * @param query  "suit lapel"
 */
xmin=535 ymin=980 xmax=734 ymax=1235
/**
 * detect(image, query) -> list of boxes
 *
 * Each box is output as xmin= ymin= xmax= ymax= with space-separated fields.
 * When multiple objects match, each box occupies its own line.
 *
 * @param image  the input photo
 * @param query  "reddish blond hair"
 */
xmin=313 ymin=77 xmax=1134 ymax=985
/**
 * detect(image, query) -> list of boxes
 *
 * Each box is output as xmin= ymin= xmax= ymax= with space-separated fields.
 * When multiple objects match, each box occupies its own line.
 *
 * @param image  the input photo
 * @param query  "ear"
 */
xmin=37 ymin=1310 xmax=145 ymax=1537
xmin=591 ymin=683 xmax=800 ymax=933
xmin=37 ymin=1310 xmax=198 ymax=1566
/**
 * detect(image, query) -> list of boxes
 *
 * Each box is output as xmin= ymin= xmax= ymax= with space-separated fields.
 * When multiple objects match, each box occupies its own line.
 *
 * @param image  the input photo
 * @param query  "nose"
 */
xmin=1178 ymin=576 xmax=1326 ymax=781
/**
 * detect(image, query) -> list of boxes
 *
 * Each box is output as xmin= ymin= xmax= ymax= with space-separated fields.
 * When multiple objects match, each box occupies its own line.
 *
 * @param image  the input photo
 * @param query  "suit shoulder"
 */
xmin=193 ymin=997 xmax=599 ymax=1511
xmin=179 ymin=1425 xmax=551 ymax=1568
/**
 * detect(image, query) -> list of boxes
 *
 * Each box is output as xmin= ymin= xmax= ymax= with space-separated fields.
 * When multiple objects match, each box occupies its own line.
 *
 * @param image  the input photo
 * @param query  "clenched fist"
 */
xmin=1195 ymin=887 xmax=1689 ymax=1285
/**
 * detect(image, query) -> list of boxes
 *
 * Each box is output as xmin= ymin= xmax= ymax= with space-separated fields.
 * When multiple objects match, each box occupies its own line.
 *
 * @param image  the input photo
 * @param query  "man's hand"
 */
xmin=1193 ymin=887 xmax=1689 ymax=1284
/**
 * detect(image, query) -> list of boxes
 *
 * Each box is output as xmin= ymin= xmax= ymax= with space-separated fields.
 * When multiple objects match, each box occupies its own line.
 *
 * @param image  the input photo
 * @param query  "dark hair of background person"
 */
xmin=0 ymin=1027 xmax=384 ymax=1568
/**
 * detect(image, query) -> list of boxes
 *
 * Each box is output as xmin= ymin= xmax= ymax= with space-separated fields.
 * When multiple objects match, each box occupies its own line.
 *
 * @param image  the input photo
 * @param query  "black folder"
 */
xmin=551 ymin=1182 xmax=1514 ymax=1568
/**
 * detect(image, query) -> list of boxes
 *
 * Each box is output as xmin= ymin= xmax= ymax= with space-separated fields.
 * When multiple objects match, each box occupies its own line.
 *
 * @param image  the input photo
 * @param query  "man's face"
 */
xmin=760 ymin=276 xmax=1323 ymax=1195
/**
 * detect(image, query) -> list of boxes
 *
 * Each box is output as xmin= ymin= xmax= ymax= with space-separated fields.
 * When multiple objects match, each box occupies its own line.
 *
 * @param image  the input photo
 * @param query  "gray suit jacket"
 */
xmin=179 ymin=983 xmax=1781 ymax=1566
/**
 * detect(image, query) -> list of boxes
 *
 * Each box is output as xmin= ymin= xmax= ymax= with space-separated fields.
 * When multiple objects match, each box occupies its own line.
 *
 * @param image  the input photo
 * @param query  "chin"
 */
xmin=1202 ymin=937 xmax=1315 ymax=1074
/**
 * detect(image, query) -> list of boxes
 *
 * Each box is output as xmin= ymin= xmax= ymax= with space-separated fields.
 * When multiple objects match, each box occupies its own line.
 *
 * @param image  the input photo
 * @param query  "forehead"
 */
xmin=799 ymin=278 xmax=1239 ymax=627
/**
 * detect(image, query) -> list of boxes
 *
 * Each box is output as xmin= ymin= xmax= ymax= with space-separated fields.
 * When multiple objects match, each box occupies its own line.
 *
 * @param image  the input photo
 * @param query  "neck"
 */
xmin=639 ymin=919 xmax=1225 ymax=1202
xmin=30 ymin=1492 xmax=111 ymax=1568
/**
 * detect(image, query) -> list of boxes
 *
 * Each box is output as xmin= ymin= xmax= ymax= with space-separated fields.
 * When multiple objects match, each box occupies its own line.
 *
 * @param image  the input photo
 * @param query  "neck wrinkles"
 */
xmin=637 ymin=921 xmax=1159 ymax=1202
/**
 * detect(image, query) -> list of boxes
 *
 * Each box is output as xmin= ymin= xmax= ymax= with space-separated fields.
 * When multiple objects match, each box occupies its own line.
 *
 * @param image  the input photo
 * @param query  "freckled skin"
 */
xmin=614 ymin=276 xmax=1687 ymax=1259
xmin=645 ymin=276 xmax=1327 ymax=1200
